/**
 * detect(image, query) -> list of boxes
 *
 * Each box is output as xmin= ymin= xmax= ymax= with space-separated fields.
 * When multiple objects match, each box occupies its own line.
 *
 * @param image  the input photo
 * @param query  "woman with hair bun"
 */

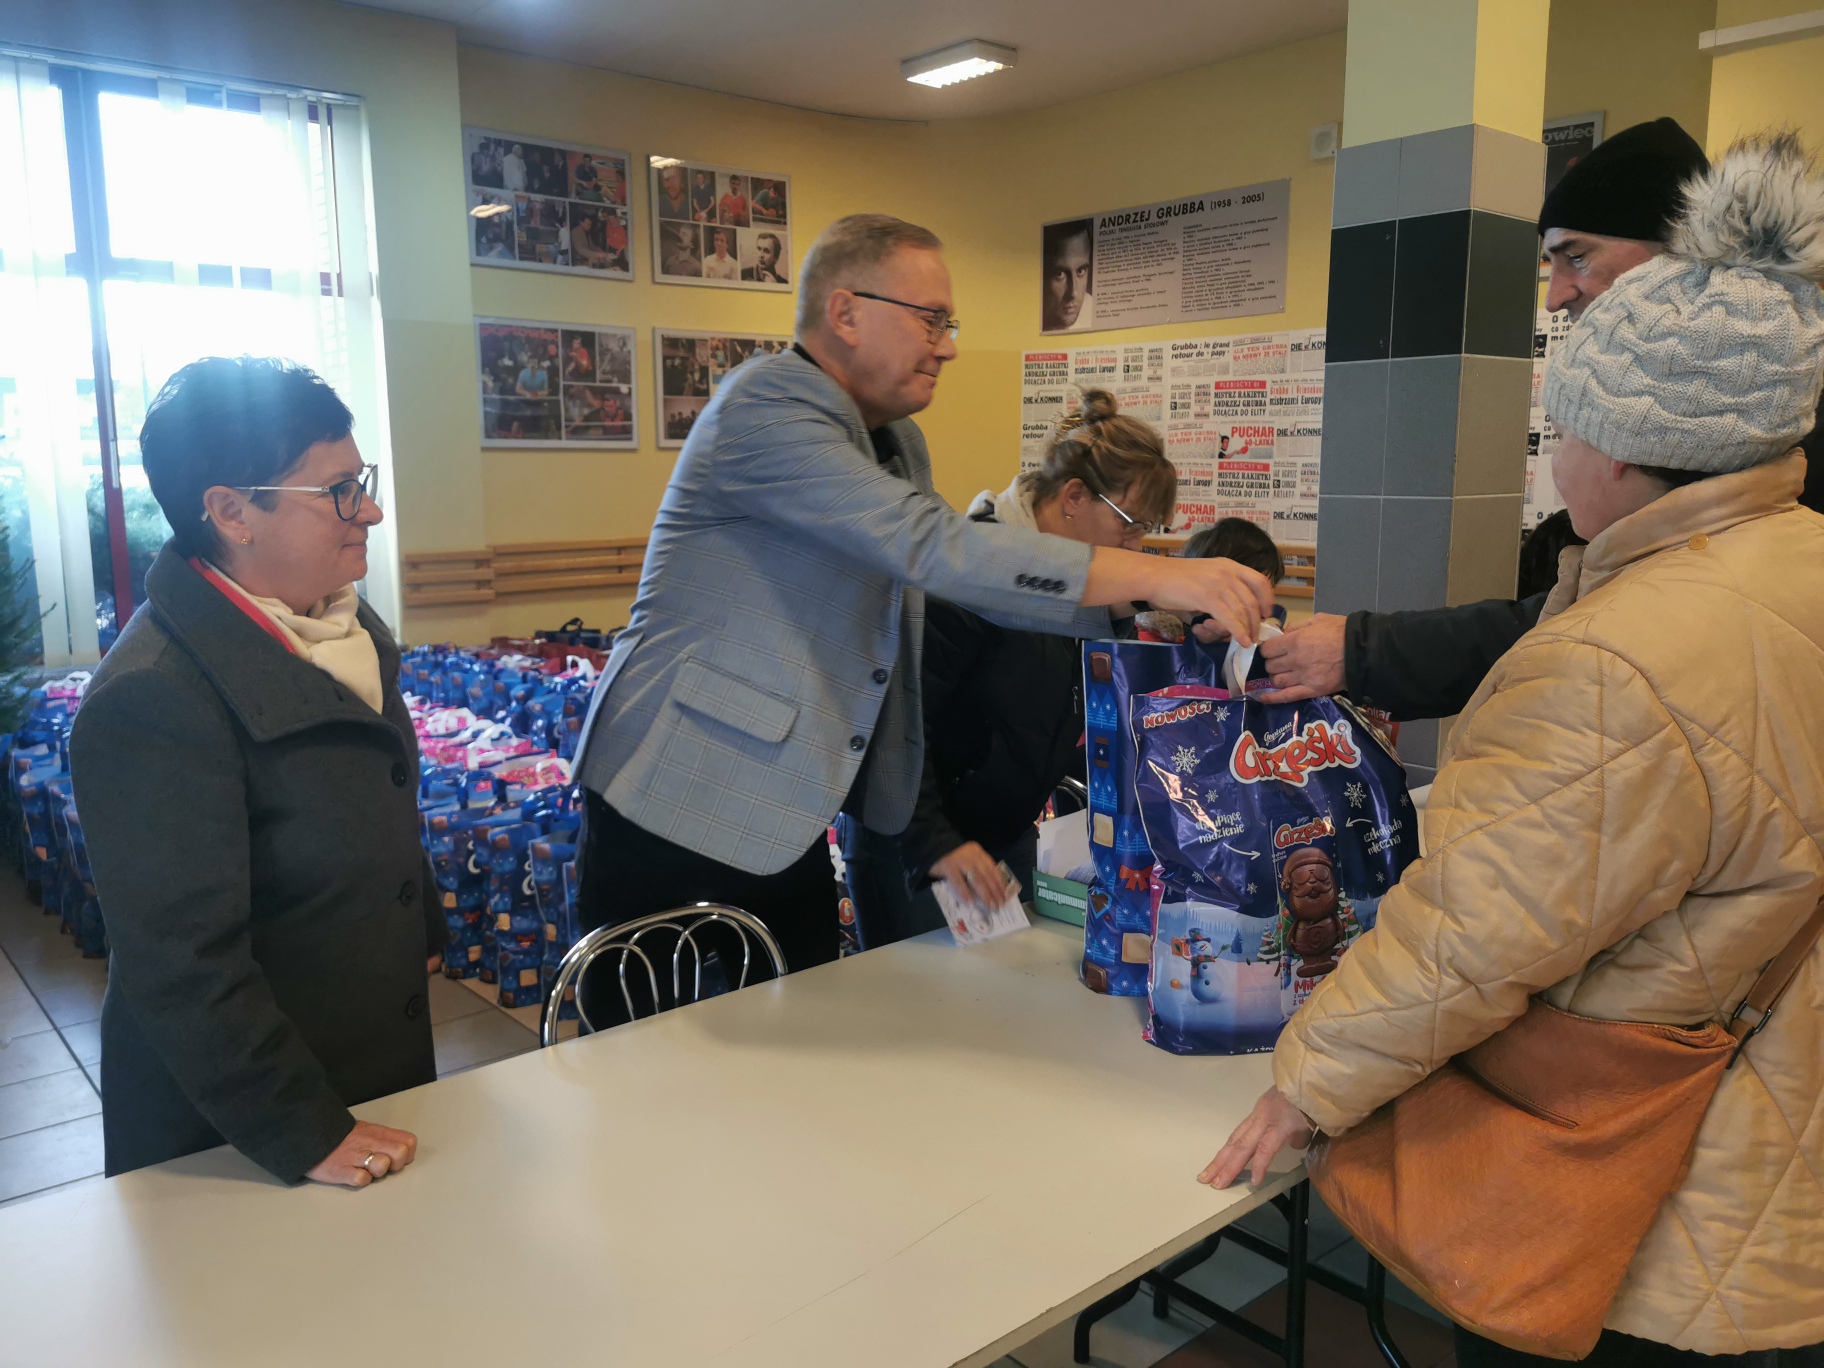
xmin=843 ymin=389 xmax=1178 ymax=947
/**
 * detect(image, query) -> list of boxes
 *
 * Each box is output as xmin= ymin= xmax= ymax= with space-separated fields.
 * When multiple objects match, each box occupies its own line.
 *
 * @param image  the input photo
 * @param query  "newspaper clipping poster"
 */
xmin=1525 ymin=308 xmax=1576 ymax=528
xmin=1040 ymin=179 xmax=1290 ymax=335
xmin=476 ymin=317 xmax=637 ymax=449
xmin=649 ymin=156 xmax=791 ymax=293
xmin=465 ymin=127 xmax=632 ymax=280
xmin=1020 ymin=327 xmax=1323 ymax=543
xmin=654 ymin=329 xmax=792 ymax=447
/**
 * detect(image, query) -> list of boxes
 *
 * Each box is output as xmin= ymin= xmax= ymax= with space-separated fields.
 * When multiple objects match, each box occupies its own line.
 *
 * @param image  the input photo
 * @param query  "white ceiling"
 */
xmin=345 ymin=0 xmax=1348 ymax=121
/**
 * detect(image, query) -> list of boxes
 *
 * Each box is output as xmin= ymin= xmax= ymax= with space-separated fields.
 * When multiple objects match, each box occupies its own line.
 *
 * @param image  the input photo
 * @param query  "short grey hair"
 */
xmin=795 ymin=213 xmax=944 ymax=335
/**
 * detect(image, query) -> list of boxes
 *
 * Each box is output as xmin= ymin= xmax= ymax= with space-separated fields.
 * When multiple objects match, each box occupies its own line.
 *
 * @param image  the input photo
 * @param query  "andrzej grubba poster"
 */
xmin=1040 ymin=179 xmax=1290 ymax=335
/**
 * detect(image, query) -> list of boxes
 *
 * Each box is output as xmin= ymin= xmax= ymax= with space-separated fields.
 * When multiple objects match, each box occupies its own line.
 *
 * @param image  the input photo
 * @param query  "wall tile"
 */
xmin=1397 ymin=125 xmax=1475 ymax=219
xmin=1314 ymin=495 xmax=1381 ymax=615
xmin=1376 ymin=497 xmax=1451 ymax=612
xmin=1391 ymin=211 xmax=1470 ymax=359
xmin=1454 ymin=356 xmax=1531 ymax=497
xmin=1470 ymin=126 xmax=1546 ymax=221
xmin=1463 ymin=210 xmax=1540 ymax=359
xmin=1326 ymin=222 xmax=1398 ymax=363
xmin=1318 ymin=361 xmax=1390 ymax=496
xmin=1446 ymin=494 xmax=1524 ymax=604
xmin=1383 ymin=356 xmax=1462 ymax=499
xmin=1333 ymin=138 xmax=1401 ymax=228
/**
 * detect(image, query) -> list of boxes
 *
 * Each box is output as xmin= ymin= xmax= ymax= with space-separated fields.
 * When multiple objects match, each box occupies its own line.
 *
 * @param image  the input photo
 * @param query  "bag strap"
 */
xmin=1727 ymin=896 xmax=1824 ymax=1064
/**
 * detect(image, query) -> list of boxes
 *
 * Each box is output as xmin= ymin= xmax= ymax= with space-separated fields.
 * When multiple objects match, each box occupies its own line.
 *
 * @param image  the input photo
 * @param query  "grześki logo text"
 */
xmin=1230 ymin=718 xmax=1360 ymax=788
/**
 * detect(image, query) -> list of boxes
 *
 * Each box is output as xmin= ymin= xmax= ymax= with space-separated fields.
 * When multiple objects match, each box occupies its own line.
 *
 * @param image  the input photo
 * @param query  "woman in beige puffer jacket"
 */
xmin=1204 ymin=133 xmax=1824 ymax=1366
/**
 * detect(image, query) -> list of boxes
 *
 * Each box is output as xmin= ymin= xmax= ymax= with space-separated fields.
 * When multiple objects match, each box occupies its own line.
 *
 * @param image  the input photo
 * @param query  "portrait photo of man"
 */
xmin=742 ymin=230 xmax=788 ymax=284
xmin=1041 ymin=217 xmax=1095 ymax=333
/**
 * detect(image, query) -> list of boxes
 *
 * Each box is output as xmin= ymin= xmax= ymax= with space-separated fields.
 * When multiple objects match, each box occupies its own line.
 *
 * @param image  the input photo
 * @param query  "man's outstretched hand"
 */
xmin=1256 ymin=613 xmax=1347 ymax=702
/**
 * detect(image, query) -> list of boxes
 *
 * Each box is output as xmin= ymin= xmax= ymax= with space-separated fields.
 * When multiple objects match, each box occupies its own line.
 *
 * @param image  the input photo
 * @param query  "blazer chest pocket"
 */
xmin=671 ymin=657 xmax=798 ymax=744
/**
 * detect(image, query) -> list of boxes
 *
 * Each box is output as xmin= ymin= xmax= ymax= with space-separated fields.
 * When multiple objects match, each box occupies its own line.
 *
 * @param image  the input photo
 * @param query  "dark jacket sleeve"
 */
xmin=900 ymin=599 xmax=995 ymax=881
xmin=70 ymin=668 xmax=355 ymax=1182
xmin=1343 ymin=593 xmax=1547 ymax=722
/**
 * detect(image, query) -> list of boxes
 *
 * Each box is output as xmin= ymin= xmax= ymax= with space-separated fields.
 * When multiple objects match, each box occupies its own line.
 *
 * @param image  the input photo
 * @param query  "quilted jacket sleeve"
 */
xmin=1273 ymin=634 xmax=1713 ymax=1134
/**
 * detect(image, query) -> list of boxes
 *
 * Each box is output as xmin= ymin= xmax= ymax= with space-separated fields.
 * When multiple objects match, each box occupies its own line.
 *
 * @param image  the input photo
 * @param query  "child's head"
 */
xmin=1180 ymin=518 xmax=1283 ymax=585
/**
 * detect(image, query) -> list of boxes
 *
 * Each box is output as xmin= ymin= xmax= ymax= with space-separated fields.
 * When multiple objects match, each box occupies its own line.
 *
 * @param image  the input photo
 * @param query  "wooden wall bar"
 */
xmin=401 ymin=538 xmax=647 ymax=608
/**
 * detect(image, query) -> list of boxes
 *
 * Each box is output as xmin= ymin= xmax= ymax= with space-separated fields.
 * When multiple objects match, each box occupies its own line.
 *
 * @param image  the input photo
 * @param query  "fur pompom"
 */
xmin=1669 ymin=130 xmax=1824 ymax=282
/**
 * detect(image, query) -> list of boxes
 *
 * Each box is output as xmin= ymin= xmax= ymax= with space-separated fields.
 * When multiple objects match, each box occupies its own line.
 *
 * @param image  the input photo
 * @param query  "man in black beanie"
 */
xmin=1538 ymin=117 xmax=1708 ymax=319
xmin=1259 ymin=119 xmax=1724 ymax=726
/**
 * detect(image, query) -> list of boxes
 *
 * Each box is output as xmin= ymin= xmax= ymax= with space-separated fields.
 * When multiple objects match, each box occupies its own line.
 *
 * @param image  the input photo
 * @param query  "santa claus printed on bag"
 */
xmin=1258 ymin=839 xmax=1366 ymax=1003
xmin=1280 ymin=846 xmax=1346 ymax=976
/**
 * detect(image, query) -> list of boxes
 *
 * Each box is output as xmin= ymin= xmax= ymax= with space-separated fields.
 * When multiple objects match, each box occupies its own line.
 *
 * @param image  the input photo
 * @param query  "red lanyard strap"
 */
xmin=188 ymin=558 xmax=298 ymax=655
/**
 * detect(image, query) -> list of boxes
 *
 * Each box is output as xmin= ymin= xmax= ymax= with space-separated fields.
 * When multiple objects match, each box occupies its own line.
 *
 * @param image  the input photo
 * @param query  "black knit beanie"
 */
xmin=1537 ymin=117 xmax=1710 ymax=243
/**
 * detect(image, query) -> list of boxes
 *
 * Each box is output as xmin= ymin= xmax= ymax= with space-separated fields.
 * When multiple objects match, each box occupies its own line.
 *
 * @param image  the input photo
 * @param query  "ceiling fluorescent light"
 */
xmin=902 ymin=39 xmax=1017 ymax=89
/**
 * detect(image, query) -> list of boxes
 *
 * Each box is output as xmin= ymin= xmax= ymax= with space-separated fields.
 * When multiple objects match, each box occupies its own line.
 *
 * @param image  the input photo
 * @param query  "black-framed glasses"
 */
xmin=849 ymin=290 xmax=960 ymax=342
xmin=1098 ymin=491 xmax=1164 ymax=537
xmin=236 ymin=463 xmax=380 ymax=522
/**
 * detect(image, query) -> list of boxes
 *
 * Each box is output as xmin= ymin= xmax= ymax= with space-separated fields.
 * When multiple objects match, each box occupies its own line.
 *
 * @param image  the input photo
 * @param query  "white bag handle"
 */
xmin=1222 ymin=621 xmax=1282 ymax=697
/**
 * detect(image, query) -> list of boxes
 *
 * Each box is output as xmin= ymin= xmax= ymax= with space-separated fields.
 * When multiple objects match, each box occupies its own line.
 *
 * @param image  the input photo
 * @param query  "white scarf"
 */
xmin=966 ymin=478 xmax=1039 ymax=530
xmin=212 ymin=567 xmax=385 ymax=714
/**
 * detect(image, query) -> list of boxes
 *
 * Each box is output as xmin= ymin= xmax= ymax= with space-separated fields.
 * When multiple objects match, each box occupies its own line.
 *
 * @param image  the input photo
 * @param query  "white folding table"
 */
xmin=0 ymin=919 xmax=1309 ymax=1367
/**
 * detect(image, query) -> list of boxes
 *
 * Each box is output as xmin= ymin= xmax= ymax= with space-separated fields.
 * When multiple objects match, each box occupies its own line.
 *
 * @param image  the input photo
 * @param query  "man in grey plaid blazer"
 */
xmin=574 ymin=216 xmax=1271 ymax=984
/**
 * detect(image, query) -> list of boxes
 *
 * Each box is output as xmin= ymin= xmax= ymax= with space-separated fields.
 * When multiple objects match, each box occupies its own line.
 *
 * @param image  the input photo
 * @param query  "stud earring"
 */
xmin=239 ymin=537 xmax=252 ymax=546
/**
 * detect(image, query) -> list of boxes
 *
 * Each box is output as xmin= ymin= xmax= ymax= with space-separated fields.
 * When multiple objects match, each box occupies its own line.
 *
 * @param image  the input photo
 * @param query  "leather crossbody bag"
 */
xmin=1306 ymin=897 xmax=1824 ymax=1360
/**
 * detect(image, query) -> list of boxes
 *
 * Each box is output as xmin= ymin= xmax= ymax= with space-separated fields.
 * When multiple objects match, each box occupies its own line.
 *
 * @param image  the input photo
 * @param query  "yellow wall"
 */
xmin=1705 ymin=0 xmax=1824 ymax=153
xmin=458 ymin=33 xmax=1345 ymax=639
xmin=1340 ymin=0 xmax=1548 ymax=147
xmin=36 ymin=0 xmax=1819 ymax=649
xmin=458 ymin=47 xmax=918 ymax=639
xmin=1543 ymin=0 xmax=1717 ymax=144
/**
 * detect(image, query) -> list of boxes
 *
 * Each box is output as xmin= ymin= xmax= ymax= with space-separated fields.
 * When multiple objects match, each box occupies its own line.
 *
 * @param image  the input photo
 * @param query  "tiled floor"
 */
xmin=0 ymin=870 xmax=541 ymax=1210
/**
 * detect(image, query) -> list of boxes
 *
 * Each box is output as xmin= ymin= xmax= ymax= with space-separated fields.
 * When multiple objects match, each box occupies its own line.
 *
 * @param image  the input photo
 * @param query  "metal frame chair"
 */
xmin=540 ymin=903 xmax=787 ymax=1047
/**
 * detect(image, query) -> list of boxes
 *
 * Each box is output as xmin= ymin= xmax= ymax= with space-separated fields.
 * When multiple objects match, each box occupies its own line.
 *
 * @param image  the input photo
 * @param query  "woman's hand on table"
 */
xmin=930 ymin=842 xmax=1009 ymax=910
xmin=1198 ymin=1088 xmax=1315 ymax=1189
xmin=306 ymin=1120 xmax=420 ymax=1188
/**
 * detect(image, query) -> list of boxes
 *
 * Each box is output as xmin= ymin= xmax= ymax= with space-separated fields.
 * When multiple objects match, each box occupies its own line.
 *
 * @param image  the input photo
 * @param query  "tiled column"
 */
xmin=1317 ymin=1 xmax=1548 ymax=783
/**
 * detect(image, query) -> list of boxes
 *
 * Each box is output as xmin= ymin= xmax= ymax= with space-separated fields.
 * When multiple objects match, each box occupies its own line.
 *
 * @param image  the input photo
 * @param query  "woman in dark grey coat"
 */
xmin=70 ymin=358 xmax=443 ymax=1187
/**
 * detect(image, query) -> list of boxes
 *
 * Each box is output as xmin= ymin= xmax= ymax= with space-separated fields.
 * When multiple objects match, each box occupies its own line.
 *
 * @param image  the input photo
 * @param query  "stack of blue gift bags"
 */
xmin=1 ymin=675 xmax=108 ymax=959
xmin=404 ymin=644 xmax=601 ymax=1013
xmin=0 ymin=648 xmax=605 ymax=1013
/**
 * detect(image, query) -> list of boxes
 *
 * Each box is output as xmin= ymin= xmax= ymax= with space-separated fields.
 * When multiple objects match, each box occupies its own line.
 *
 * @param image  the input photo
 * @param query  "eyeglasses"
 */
xmin=233 ymin=463 xmax=381 ymax=522
xmin=849 ymin=291 xmax=960 ymax=343
xmin=1098 ymin=492 xmax=1164 ymax=538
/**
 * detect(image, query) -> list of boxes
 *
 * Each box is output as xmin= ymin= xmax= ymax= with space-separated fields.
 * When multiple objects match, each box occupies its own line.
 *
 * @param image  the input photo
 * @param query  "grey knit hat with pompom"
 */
xmin=1544 ymin=130 xmax=1824 ymax=473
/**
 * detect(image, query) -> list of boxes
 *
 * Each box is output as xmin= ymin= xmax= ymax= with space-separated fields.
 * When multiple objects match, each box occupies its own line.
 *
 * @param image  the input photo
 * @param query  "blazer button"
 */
xmin=404 ymin=993 xmax=424 ymax=1020
xmin=872 ymin=668 xmax=889 ymax=685
xmin=398 ymin=880 xmax=417 ymax=905
xmin=390 ymin=762 xmax=408 ymax=787
xmin=849 ymin=735 xmax=866 ymax=751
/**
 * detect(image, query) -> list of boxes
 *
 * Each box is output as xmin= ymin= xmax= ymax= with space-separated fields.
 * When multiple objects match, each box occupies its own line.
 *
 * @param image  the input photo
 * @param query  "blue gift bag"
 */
xmin=1080 ymin=637 xmax=1233 ymax=996
xmin=1130 ymin=652 xmax=1417 ymax=1053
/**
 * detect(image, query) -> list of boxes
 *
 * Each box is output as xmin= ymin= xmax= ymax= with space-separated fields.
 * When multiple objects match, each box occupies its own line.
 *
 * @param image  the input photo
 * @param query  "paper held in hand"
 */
xmin=934 ymin=862 xmax=1031 ymax=947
